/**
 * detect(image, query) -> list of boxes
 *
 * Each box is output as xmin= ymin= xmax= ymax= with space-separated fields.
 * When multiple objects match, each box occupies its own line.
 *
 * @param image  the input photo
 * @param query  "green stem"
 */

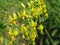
xmin=12 ymin=41 xmax=14 ymax=45
xmin=45 ymin=29 xmax=54 ymax=45
xmin=40 ymin=36 xmax=43 ymax=45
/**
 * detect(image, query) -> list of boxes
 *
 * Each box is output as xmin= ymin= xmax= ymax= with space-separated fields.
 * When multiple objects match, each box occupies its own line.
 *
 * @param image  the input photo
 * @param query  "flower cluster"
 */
xmin=0 ymin=0 xmax=48 ymax=45
xmin=8 ymin=28 xmax=18 ymax=41
xmin=7 ymin=0 xmax=48 ymax=45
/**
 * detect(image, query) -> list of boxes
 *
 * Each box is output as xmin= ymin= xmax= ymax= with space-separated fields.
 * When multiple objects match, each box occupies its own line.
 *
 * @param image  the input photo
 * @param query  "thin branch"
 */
xmin=40 ymin=36 xmax=43 ymax=45
xmin=45 ymin=29 xmax=54 ymax=45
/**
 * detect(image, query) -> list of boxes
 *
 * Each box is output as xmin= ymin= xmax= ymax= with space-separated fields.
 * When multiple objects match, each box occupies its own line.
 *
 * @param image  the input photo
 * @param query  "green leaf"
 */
xmin=54 ymin=40 xmax=59 ymax=45
xmin=46 ymin=38 xmax=50 ymax=45
xmin=51 ymin=30 xmax=57 ymax=37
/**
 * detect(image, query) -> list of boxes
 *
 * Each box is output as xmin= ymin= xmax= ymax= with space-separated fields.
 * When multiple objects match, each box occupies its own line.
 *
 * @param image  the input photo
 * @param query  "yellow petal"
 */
xmin=45 ymin=13 xmax=48 ymax=18
xmin=21 ymin=3 xmax=25 ymax=8
xmin=13 ymin=21 xmax=16 ymax=25
xmin=13 ymin=12 xmax=17 ymax=20
xmin=23 ymin=10 xmax=26 ymax=16
xmin=13 ymin=30 xmax=18 ymax=36
xmin=27 ymin=2 xmax=31 ymax=7
xmin=8 ymin=29 xmax=13 ymax=36
xmin=31 ymin=7 xmax=35 ymax=12
xmin=44 ymin=8 xmax=47 ymax=13
xmin=9 ymin=15 xmax=13 ymax=22
xmin=39 ymin=24 xmax=44 ymax=30
xmin=43 ymin=4 xmax=46 ymax=8
xmin=11 ymin=36 xmax=15 ymax=41
xmin=31 ymin=20 xmax=37 ymax=27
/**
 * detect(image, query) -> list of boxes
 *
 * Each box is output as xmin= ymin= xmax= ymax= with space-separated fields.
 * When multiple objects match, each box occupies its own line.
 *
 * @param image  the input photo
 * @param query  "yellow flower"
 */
xmin=30 ymin=0 xmax=34 ymax=5
xmin=8 ymin=28 xmax=18 ymax=36
xmin=17 ymin=11 xmax=25 ymax=20
xmin=21 ymin=3 xmax=25 ymax=8
xmin=8 ymin=28 xmax=13 ymax=36
xmin=9 ymin=15 xmax=14 ymax=22
xmin=11 ymin=36 xmax=15 ymax=41
xmin=13 ymin=30 xmax=18 ymax=36
xmin=8 ymin=29 xmax=18 ymax=41
xmin=18 ymin=10 xmax=27 ymax=20
xmin=39 ymin=6 xmax=43 ymax=12
xmin=44 ymin=8 xmax=47 ymax=13
xmin=45 ymin=13 xmax=48 ymax=18
xmin=13 ymin=12 xmax=17 ymax=20
xmin=27 ymin=2 xmax=31 ymax=7
xmin=13 ymin=21 xmax=17 ymax=25
xmin=31 ymin=20 xmax=37 ymax=27
xmin=23 ymin=10 xmax=26 ymax=16
xmin=38 ymin=0 xmax=42 ymax=4
xmin=23 ymin=26 xmax=27 ymax=31
xmin=22 ymin=26 xmax=27 ymax=34
xmin=43 ymin=4 xmax=46 ymax=8
xmin=30 ymin=33 xmax=36 ymax=41
xmin=39 ymin=24 xmax=44 ymax=34
xmin=31 ymin=7 xmax=35 ymax=12
xmin=39 ymin=24 xmax=44 ymax=30
xmin=9 ymin=12 xmax=17 ymax=22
